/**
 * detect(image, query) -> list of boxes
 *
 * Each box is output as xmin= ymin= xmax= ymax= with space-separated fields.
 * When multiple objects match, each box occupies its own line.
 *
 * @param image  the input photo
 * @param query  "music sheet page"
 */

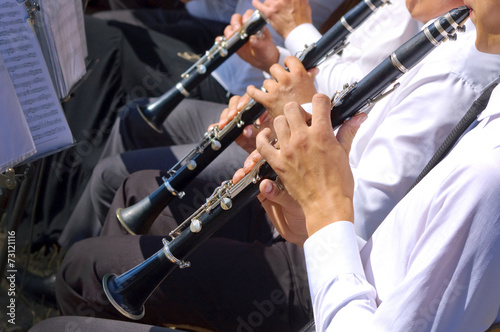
xmin=37 ymin=0 xmax=87 ymax=98
xmin=0 ymin=52 xmax=36 ymax=173
xmin=0 ymin=0 xmax=74 ymax=164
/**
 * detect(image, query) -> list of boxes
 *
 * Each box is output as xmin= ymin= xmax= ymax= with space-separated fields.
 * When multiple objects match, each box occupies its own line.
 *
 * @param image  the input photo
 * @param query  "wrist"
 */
xmin=303 ymin=198 xmax=354 ymax=237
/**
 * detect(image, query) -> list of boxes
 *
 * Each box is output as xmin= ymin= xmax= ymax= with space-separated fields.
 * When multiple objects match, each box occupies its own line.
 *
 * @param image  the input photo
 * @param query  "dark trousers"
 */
xmin=56 ymin=222 xmax=311 ymax=331
xmin=58 ymin=98 xmax=240 ymax=248
xmin=94 ymin=8 xmax=228 ymax=54
xmin=29 ymin=316 xmax=182 ymax=332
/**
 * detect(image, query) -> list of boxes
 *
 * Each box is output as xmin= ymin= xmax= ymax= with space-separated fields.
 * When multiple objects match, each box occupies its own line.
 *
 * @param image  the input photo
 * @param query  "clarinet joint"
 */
xmin=168 ymin=180 xmax=234 ymax=239
xmin=162 ymin=238 xmax=190 ymax=269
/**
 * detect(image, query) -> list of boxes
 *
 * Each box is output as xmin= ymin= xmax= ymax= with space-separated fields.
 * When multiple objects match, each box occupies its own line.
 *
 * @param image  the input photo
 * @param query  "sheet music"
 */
xmin=73 ymin=0 xmax=88 ymax=59
xmin=0 ymin=0 xmax=74 ymax=164
xmin=0 ymin=52 xmax=36 ymax=174
xmin=36 ymin=0 xmax=87 ymax=99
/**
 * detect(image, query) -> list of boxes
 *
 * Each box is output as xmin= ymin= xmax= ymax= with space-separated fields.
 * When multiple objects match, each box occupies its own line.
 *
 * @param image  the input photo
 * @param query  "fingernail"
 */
xmin=237 ymin=99 xmax=247 ymax=109
xmin=244 ymin=159 xmax=252 ymax=169
xmin=263 ymin=181 xmax=273 ymax=193
xmin=244 ymin=127 xmax=253 ymax=137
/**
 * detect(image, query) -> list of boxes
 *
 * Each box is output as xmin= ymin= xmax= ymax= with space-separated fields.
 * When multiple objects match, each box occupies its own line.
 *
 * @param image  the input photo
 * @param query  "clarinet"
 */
xmin=120 ymin=10 xmax=269 ymax=136
xmin=116 ymin=0 xmax=390 ymax=235
xmin=102 ymin=6 xmax=470 ymax=320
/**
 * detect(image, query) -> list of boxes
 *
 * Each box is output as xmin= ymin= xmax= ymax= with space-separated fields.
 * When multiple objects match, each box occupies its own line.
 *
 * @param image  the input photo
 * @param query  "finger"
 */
xmin=307 ymin=67 xmax=319 ymax=79
xmin=242 ymin=125 xmax=255 ymax=139
xmin=256 ymin=127 xmax=272 ymax=152
xmin=258 ymin=179 xmax=283 ymax=201
xmin=217 ymin=107 xmax=230 ymax=128
xmin=262 ymin=78 xmax=277 ymax=94
xmin=228 ymin=94 xmax=241 ymax=109
xmin=256 ymin=128 xmax=279 ymax=163
xmin=269 ymin=63 xmax=288 ymax=82
xmin=242 ymin=9 xmax=254 ymax=22
xmin=273 ymin=114 xmax=291 ymax=144
xmin=336 ymin=112 xmax=367 ymax=154
xmin=232 ymin=168 xmax=247 ymax=184
xmin=257 ymin=189 xmax=290 ymax=238
xmin=283 ymin=101 xmax=307 ymax=132
xmin=257 ymin=110 xmax=273 ymax=128
xmin=252 ymin=0 xmax=270 ymax=17
xmin=243 ymin=149 xmax=260 ymax=172
xmin=223 ymin=24 xmax=234 ymax=39
xmin=247 ymin=36 xmax=257 ymax=58
xmin=283 ymin=55 xmax=305 ymax=73
xmin=237 ymin=93 xmax=251 ymax=110
xmin=230 ymin=13 xmax=243 ymax=32
xmin=246 ymin=85 xmax=267 ymax=104
xmin=225 ymin=95 xmax=243 ymax=124
xmin=310 ymin=93 xmax=333 ymax=130
xmin=251 ymin=149 xmax=263 ymax=163
xmin=251 ymin=27 xmax=271 ymax=45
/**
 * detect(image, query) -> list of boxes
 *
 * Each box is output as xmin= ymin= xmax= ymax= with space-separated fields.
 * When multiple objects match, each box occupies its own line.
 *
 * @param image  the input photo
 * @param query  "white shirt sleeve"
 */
xmin=284 ymin=23 xmax=323 ymax=55
xmin=304 ymin=221 xmax=378 ymax=331
xmin=303 ymin=139 xmax=500 ymax=331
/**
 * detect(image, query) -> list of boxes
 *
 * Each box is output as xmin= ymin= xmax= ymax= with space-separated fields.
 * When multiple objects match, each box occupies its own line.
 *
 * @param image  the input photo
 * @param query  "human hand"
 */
xmin=247 ymin=56 xmax=318 ymax=119
xmin=232 ymin=150 xmax=308 ymax=246
xmin=257 ymin=94 xmax=366 ymax=238
xmin=210 ymin=95 xmax=274 ymax=154
xmin=224 ymin=10 xmax=279 ymax=72
xmin=252 ymin=0 xmax=312 ymax=38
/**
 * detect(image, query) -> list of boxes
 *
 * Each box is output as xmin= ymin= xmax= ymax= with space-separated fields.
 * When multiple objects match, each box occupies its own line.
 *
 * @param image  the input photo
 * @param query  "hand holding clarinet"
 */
xmin=233 ymin=94 xmax=366 ymax=246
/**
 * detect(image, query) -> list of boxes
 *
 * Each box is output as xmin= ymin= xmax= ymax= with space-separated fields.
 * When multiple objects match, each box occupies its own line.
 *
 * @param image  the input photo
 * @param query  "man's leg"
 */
xmin=99 ymin=98 xmax=226 ymax=160
xmin=29 ymin=316 xmax=182 ymax=332
xmin=101 ymin=158 xmax=274 ymax=244
xmin=56 ymin=235 xmax=312 ymax=331
xmin=94 ymin=8 xmax=227 ymax=53
xmin=60 ymin=98 xmax=255 ymax=248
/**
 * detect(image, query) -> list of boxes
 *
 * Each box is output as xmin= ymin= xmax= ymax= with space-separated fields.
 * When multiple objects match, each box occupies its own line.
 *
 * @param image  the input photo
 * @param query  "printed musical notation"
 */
xmin=0 ymin=0 xmax=74 ymax=171
xmin=35 ymin=0 xmax=87 ymax=98
xmin=0 ymin=55 xmax=35 ymax=173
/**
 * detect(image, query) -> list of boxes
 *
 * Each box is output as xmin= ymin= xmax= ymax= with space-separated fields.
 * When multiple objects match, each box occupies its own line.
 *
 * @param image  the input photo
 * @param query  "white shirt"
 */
xmin=350 ymin=19 xmax=500 ymax=240
xmin=284 ymin=0 xmax=422 ymax=97
xmin=304 ymin=83 xmax=500 ymax=331
xmin=211 ymin=0 xmax=342 ymax=96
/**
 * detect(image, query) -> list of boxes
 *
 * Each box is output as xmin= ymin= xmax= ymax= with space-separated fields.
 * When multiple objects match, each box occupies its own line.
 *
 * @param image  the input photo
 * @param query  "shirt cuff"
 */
xmin=284 ymin=23 xmax=322 ymax=56
xmin=304 ymin=221 xmax=365 ymax=297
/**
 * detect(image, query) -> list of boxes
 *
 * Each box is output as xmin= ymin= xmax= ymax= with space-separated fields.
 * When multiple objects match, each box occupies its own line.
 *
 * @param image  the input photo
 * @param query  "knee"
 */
xmin=90 ymin=157 xmax=126 ymax=203
xmin=55 ymin=239 xmax=112 ymax=316
xmin=55 ymin=241 xmax=90 ymax=314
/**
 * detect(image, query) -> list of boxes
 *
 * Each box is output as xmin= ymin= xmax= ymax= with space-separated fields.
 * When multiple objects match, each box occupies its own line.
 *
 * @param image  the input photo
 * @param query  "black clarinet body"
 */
xmin=135 ymin=10 xmax=269 ymax=133
xmin=103 ymin=6 xmax=470 ymax=320
xmin=117 ymin=0 xmax=389 ymax=235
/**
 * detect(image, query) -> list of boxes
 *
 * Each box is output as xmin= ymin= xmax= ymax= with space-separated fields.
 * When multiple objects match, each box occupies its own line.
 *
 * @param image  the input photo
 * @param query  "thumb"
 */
xmin=307 ymin=67 xmax=319 ymax=79
xmin=336 ymin=112 xmax=367 ymax=154
xmin=258 ymin=179 xmax=291 ymax=205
